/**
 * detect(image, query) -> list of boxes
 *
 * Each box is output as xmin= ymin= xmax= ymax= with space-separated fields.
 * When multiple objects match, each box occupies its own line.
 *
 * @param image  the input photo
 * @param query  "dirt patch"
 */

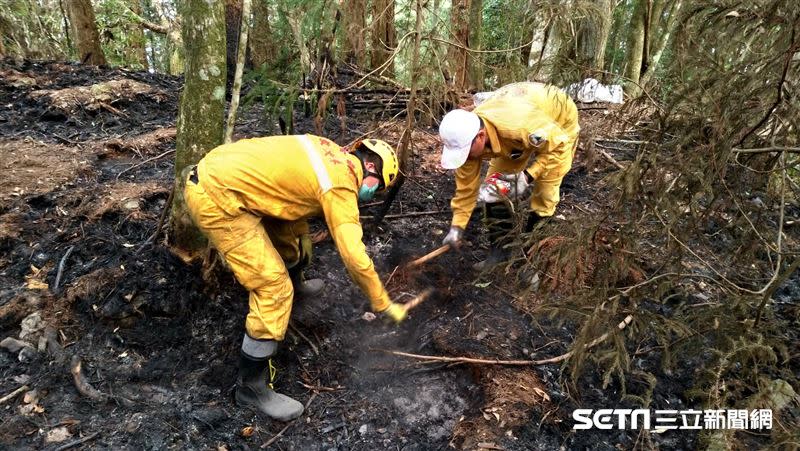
xmin=0 ymin=138 xmax=93 ymax=205
xmin=452 ymin=367 xmax=550 ymax=449
xmin=78 ymin=180 xmax=169 ymax=220
xmin=30 ymin=78 xmax=169 ymax=118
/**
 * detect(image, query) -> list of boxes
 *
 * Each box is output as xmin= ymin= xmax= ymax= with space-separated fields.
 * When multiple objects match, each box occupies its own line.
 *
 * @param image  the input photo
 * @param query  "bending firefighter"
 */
xmin=439 ymin=82 xmax=580 ymax=269
xmin=184 ymin=135 xmax=406 ymax=421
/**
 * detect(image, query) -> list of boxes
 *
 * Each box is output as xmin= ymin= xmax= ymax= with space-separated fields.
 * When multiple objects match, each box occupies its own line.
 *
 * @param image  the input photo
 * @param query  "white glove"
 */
xmin=498 ymin=172 xmax=530 ymax=197
xmin=442 ymin=226 xmax=463 ymax=247
xmin=477 ymin=173 xmax=508 ymax=204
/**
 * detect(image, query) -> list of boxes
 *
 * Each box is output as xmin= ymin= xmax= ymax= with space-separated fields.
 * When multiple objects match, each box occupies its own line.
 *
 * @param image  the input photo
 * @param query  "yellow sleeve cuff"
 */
xmin=371 ymin=292 xmax=391 ymax=312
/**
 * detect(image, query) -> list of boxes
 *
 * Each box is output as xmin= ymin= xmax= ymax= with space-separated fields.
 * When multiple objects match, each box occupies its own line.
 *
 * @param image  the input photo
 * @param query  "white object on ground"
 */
xmin=565 ymin=78 xmax=623 ymax=103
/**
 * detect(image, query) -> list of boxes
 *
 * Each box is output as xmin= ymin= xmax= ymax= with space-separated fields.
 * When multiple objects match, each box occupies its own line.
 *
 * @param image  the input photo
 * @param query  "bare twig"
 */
xmin=384 ymin=265 xmax=400 ymax=286
xmin=299 ymin=382 xmax=343 ymax=392
xmin=594 ymin=147 xmax=626 ymax=170
xmin=732 ymin=146 xmax=800 ymax=154
xmin=408 ymin=245 xmax=451 ymax=267
xmin=136 ymin=186 xmax=175 ymax=254
xmin=735 ymin=26 xmax=796 ymax=147
xmin=288 ymin=322 xmax=319 ymax=356
xmin=374 ymin=314 xmax=634 ymax=366
xmin=361 ymin=210 xmax=448 ymax=220
xmin=0 ymin=385 xmax=29 ymax=405
xmin=54 ymin=431 xmax=100 ymax=451
xmin=53 ymin=245 xmax=75 ymax=292
xmin=116 ymin=149 xmax=175 ymax=180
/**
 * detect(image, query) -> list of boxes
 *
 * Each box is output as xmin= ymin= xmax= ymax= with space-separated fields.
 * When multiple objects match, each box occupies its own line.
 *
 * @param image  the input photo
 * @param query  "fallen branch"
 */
xmin=375 ymin=314 xmax=635 ymax=366
xmin=116 ymin=149 xmax=176 ymax=180
xmin=54 ymin=431 xmax=100 ymax=451
xmin=594 ymin=146 xmax=626 ymax=170
xmin=53 ymin=245 xmax=75 ymax=293
xmin=360 ymin=210 xmax=448 ymax=220
xmin=408 ymin=244 xmax=451 ymax=267
xmin=70 ymin=355 xmax=107 ymax=402
xmin=732 ymin=146 xmax=800 ymax=154
xmin=288 ymin=322 xmax=319 ymax=356
xmin=0 ymin=385 xmax=29 ymax=405
xmin=299 ymin=382 xmax=343 ymax=392
xmin=136 ymin=185 xmax=175 ymax=254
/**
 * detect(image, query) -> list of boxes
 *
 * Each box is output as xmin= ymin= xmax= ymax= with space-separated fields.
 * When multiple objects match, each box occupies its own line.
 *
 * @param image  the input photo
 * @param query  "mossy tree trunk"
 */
xmin=170 ymin=0 xmax=227 ymax=253
xmin=126 ymin=0 xmax=149 ymax=70
xmin=249 ymin=0 xmax=275 ymax=67
xmin=623 ymin=0 xmax=647 ymax=96
xmin=225 ymin=0 xmax=243 ymax=85
xmin=448 ymin=0 xmax=470 ymax=90
xmin=65 ymin=0 xmax=106 ymax=65
xmin=467 ymin=0 xmax=482 ymax=89
xmin=342 ymin=0 xmax=366 ymax=66
xmin=370 ymin=0 xmax=396 ymax=75
xmin=639 ymin=0 xmax=684 ymax=89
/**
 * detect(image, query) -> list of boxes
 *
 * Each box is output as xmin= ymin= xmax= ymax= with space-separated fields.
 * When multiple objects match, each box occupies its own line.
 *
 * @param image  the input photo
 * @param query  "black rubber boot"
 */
xmin=474 ymin=202 xmax=513 ymax=271
xmin=288 ymin=265 xmax=324 ymax=298
xmin=235 ymin=352 xmax=304 ymax=421
xmin=524 ymin=212 xmax=546 ymax=234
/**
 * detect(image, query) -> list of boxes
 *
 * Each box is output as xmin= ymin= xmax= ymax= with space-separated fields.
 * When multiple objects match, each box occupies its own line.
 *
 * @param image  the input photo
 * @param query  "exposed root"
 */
xmin=69 ymin=355 xmax=108 ymax=402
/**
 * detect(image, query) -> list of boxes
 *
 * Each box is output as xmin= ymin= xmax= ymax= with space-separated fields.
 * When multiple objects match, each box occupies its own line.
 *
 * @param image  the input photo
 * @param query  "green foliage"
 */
xmin=0 ymin=0 xmax=68 ymax=60
xmin=95 ymin=0 xmax=147 ymax=69
xmin=512 ymin=1 xmax=799 ymax=446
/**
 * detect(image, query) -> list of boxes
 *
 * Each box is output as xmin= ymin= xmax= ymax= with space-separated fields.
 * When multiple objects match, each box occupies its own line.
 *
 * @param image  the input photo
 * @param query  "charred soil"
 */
xmin=0 ymin=60 xmax=771 ymax=450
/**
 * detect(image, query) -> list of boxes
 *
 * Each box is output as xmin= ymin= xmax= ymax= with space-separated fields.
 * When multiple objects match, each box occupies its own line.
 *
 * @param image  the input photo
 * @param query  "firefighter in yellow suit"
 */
xmin=438 ymin=82 xmax=580 ymax=269
xmin=184 ymin=135 xmax=406 ymax=421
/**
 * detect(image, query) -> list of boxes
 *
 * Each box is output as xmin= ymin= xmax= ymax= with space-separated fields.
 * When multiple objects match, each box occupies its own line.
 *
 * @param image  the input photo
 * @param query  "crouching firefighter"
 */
xmin=437 ymin=82 xmax=580 ymax=270
xmin=183 ymin=135 xmax=406 ymax=421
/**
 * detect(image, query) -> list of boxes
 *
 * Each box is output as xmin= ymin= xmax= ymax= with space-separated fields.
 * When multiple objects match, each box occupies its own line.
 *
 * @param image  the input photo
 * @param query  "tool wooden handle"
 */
xmin=408 ymin=244 xmax=451 ymax=267
xmin=401 ymin=288 xmax=434 ymax=312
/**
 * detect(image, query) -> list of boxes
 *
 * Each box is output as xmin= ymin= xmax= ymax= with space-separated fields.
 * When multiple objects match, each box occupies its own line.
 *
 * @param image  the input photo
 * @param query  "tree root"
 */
xmin=69 ymin=355 xmax=108 ymax=402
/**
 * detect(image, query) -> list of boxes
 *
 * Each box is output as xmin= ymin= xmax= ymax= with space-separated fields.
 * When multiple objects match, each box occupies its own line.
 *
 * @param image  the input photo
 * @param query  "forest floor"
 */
xmin=0 ymin=60 xmax=794 ymax=450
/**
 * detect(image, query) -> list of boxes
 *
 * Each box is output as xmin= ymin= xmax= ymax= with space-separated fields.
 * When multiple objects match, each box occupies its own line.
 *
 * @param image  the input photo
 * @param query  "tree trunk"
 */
xmin=370 ymin=0 xmax=396 ymax=76
xmin=126 ymin=0 xmax=149 ymax=70
xmin=593 ymin=0 xmax=615 ymax=73
xmin=171 ymin=0 xmax=227 ymax=252
xmin=283 ymin=7 xmax=312 ymax=75
xmin=249 ymin=0 xmax=274 ymax=67
xmin=528 ymin=20 xmax=556 ymax=82
xmin=65 ymin=0 xmax=106 ymax=65
xmin=468 ymin=0 xmax=482 ymax=89
xmin=623 ymin=0 xmax=647 ymax=97
xmin=149 ymin=0 xmax=183 ymax=74
xmin=373 ymin=0 xmax=423 ymax=225
xmin=342 ymin=0 xmax=367 ymax=66
xmin=639 ymin=0 xmax=683 ymax=89
xmin=225 ymin=0 xmax=243 ymax=86
xmin=225 ymin=0 xmax=252 ymax=143
xmin=448 ymin=0 xmax=470 ymax=90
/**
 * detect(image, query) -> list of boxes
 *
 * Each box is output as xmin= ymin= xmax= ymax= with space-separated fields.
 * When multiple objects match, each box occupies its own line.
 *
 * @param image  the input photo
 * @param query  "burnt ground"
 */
xmin=0 ymin=60 xmax=795 ymax=450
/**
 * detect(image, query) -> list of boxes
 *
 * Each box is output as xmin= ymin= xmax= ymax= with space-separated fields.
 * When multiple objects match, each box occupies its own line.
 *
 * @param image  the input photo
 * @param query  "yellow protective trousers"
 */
xmin=184 ymin=175 xmax=300 ymax=341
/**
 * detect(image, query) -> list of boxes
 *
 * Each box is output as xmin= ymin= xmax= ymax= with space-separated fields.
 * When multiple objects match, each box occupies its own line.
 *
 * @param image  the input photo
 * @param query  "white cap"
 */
xmin=439 ymin=109 xmax=480 ymax=169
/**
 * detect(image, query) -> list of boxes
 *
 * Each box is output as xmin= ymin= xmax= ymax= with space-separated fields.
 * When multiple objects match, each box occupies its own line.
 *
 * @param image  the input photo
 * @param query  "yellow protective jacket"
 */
xmin=197 ymin=134 xmax=391 ymax=312
xmin=450 ymin=82 xmax=580 ymax=228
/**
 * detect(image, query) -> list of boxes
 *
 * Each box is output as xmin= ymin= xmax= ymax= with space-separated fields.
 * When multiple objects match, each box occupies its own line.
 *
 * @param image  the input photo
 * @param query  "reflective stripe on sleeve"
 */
xmin=299 ymin=135 xmax=333 ymax=194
